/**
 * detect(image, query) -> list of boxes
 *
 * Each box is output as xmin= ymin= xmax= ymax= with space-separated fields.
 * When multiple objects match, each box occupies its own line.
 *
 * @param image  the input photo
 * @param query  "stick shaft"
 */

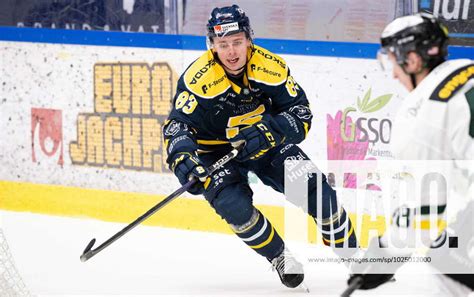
xmin=340 ymin=277 xmax=363 ymax=297
xmin=81 ymin=148 xmax=239 ymax=262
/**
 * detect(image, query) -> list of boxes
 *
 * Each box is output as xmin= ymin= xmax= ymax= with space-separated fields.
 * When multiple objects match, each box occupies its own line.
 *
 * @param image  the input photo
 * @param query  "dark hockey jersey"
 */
xmin=163 ymin=44 xmax=312 ymax=154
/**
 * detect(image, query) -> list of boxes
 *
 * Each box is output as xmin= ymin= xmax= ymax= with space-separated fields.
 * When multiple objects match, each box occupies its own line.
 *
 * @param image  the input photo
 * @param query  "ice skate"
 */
xmin=271 ymin=249 xmax=304 ymax=288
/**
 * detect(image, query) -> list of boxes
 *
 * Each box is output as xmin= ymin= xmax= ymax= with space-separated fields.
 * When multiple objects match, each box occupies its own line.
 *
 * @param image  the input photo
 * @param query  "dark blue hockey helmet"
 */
xmin=207 ymin=5 xmax=253 ymax=42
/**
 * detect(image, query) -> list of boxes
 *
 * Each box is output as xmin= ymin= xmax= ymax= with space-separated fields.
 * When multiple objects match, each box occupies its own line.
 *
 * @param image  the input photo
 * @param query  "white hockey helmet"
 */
xmin=380 ymin=13 xmax=449 ymax=70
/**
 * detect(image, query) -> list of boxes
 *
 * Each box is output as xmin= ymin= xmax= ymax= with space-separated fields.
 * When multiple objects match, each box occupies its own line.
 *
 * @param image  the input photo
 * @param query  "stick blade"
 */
xmin=80 ymin=238 xmax=96 ymax=262
xmin=340 ymin=276 xmax=363 ymax=297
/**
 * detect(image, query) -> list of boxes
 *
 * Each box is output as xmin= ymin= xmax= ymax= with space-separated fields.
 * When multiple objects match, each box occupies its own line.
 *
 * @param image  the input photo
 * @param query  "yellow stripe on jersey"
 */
xmin=413 ymin=219 xmax=446 ymax=230
xmin=249 ymin=226 xmax=275 ymax=249
xmin=247 ymin=45 xmax=288 ymax=86
xmin=322 ymin=224 xmax=355 ymax=244
xmin=183 ymin=50 xmax=230 ymax=99
xmin=197 ymin=139 xmax=229 ymax=145
xmin=203 ymin=177 xmax=212 ymax=189
xmin=303 ymin=122 xmax=309 ymax=137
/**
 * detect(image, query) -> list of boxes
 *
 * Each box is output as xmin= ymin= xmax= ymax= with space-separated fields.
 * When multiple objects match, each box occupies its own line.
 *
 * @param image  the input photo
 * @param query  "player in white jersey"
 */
xmin=346 ymin=13 xmax=474 ymax=294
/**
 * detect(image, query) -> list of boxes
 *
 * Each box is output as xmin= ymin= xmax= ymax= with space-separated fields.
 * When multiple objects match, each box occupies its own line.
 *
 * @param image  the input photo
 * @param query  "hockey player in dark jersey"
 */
xmin=163 ymin=4 xmax=358 ymax=289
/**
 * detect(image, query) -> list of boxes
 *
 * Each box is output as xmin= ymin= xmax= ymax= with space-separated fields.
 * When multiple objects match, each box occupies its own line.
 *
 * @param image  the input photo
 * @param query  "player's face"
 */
xmin=388 ymin=52 xmax=415 ymax=91
xmin=212 ymin=32 xmax=251 ymax=75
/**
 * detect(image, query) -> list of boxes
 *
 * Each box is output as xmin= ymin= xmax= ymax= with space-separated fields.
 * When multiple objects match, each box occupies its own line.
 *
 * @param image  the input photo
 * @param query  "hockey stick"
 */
xmin=80 ymin=146 xmax=241 ymax=262
xmin=340 ymin=276 xmax=363 ymax=297
xmin=340 ymin=275 xmax=396 ymax=297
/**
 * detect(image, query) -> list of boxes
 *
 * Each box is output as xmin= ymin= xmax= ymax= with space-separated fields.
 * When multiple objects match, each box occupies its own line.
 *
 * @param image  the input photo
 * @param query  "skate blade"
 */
xmin=300 ymin=281 xmax=310 ymax=293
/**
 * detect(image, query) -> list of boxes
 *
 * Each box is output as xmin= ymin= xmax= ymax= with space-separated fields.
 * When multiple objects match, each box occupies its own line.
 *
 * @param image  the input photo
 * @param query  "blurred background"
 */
xmin=0 ymin=0 xmax=473 ymax=45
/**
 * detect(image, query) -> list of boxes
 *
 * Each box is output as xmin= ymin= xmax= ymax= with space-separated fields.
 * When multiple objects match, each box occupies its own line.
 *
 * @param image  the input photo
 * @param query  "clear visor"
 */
xmin=206 ymin=36 xmax=213 ymax=50
xmin=376 ymin=47 xmax=395 ymax=73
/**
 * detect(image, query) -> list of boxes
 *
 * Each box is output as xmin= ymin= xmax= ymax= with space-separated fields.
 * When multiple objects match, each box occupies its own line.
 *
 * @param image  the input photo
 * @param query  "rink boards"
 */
xmin=0 ymin=30 xmax=441 ymax=247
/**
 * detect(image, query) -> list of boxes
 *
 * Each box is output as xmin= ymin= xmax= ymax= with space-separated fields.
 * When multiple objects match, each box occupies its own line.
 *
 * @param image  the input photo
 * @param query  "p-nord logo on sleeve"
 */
xmin=31 ymin=108 xmax=64 ymax=166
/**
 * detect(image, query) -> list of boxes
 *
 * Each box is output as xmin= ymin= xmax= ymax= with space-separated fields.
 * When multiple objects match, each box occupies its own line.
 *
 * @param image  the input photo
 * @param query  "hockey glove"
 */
xmin=231 ymin=120 xmax=284 ymax=162
xmin=169 ymin=152 xmax=209 ymax=195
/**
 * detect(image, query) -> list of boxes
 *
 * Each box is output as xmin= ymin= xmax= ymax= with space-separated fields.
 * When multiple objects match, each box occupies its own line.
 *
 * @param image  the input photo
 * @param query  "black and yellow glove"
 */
xmin=231 ymin=119 xmax=284 ymax=162
xmin=169 ymin=152 xmax=209 ymax=195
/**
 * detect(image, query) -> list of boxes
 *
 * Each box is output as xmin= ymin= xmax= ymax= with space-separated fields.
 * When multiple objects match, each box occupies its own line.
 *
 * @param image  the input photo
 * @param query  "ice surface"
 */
xmin=0 ymin=211 xmax=467 ymax=296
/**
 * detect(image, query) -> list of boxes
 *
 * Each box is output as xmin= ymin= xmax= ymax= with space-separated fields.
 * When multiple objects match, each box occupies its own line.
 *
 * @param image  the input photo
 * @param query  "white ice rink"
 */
xmin=0 ymin=210 xmax=468 ymax=297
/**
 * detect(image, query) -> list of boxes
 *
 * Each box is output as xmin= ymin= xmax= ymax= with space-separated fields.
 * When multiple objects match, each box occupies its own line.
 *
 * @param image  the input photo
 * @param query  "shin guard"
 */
xmin=231 ymin=209 xmax=284 ymax=260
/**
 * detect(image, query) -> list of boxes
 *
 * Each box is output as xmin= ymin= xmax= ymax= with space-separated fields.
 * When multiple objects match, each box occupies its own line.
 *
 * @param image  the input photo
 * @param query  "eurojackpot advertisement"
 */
xmin=0 ymin=39 xmax=406 ymax=237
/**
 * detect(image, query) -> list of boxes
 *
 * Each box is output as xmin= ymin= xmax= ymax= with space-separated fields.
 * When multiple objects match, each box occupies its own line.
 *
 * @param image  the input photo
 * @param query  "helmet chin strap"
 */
xmin=408 ymin=66 xmax=428 ymax=90
xmin=401 ymin=62 xmax=418 ymax=90
xmin=410 ymin=73 xmax=417 ymax=89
